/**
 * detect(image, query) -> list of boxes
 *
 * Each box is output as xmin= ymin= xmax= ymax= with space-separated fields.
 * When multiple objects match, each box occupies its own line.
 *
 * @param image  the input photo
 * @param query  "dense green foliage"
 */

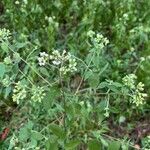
xmin=0 ymin=0 xmax=150 ymax=149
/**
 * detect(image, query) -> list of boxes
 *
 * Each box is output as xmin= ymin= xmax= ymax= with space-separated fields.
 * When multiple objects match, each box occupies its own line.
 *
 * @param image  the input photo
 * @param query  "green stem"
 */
xmin=59 ymin=72 xmax=67 ymax=142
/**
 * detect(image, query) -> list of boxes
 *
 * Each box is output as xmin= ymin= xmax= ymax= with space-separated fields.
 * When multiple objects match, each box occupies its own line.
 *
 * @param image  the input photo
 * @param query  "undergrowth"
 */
xmin=0 ymin=0 xmax=150 ymax=150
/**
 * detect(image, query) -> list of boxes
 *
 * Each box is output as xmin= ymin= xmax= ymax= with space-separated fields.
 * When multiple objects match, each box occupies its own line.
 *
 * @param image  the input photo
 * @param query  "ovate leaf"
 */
xmin=88 ymin=140 xmax=102 ymax=150
xmin=31 ymin=130 xmax=43 ymax=140
xmin=43 ymin=87 xmax=60 ymax=110
xmin=88 ymin=73 xmax=99 ymax=88
xmin=45 ymin=135 xmax=58 ymax=150
xmin=108 ymin=141 xmax=120 ymax=150
xmin=49 ymin=124 xmax=65 ymax=140
xmin=18 ymin=127 xmax=29 ymax=142
xmin=65 ymin=140 xmax=80 ymax=150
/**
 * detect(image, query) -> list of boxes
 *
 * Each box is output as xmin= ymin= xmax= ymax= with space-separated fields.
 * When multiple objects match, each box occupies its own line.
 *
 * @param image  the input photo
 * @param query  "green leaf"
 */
xmin=98 ymin=100 xmax=107 ymax=111
xmin=18 ymin=127 xmax=29 ymax=142
xmin=100 ymin=136 xmax=108 ymax=147
xmin=26 ymin=120 xmax=34 ymax=129
xmin=18 ymin=121 xmax=34 ymax=142
xmin=98 ymin=82 xmax=108 ymax=89
xmin=84 ymin=70 xmax=93 ymax=80
xmin=121 ymin=143 xmax=129 ymax=150
xmin=0 ymin=63 xmax=6 ymax=79
xmin=88 ymin=73 xmax=99 ymax=88
xmin=66 ymin=104 xmax=75 ymax=119
xmin=88 ymin=140 xmax=102 ymax=150
xmin=49 ymin=124 xmax=65 ymax=140
xmin=46 ymin=142 xmax=58 ymax=150
xmin=43 ymin=87 xmax=60 ymax=110
xmin=108 ymin=141 xmax=120 ymax=150
xmin=45 ymin=136 xmax=58 ymax=150
xmin=1 ymin=42 xmax=9 ymax=52
xmin=15 ymin=42 xmax=28 ymax=49
xmin=31 ymin=130 xmax=43 ymax=140
xmin=28 ymin=138 xmax=37 ymax=148
xmin=39 ymin=67 xmax=50 ymax=77
xmin=4 ymin=86 xmax=12 ymax=99
xmin=65 ymin=140 xmax=80 ymax=150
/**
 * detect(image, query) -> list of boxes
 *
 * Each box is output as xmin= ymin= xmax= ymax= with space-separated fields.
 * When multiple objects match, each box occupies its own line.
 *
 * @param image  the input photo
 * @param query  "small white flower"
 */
xmin=23 ymin=0 xmax=28 ymax=5
xmin=49 ymin=55 xmax=54 ymax=59
xmin=140 ymin=57 xmax=145 ymax=62
xmin=52 ymin=60 xmax=61 ymax=65
xmin=40 ymin=52 xmax=48 ymax=57
xmin=62 ymin=50 xmax=67 ymax=55
xmin=87 ymin=30 xmax=95 ymax=38
xmin=123 ymin=13 xmax=128 ymax=18
xmin=0 ymin=28 xmax=11 ymax=41
xmin=15 ymin=1 xmax=20 ymax=4
xmin=38 ymin=57 xmax=46 ymax=66
xmin=130 ymin=47 xmax=135 ymax=51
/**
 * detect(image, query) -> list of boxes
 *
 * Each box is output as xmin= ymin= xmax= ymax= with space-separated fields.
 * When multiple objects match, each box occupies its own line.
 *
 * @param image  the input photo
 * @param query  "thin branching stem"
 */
xmin=59 ymin=71 xmax=67 ymax=143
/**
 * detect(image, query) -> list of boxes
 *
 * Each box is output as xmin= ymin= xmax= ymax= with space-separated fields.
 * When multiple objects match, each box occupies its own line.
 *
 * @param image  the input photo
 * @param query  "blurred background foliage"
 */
xmin=0 ymin=0 xmax=150 ymax=149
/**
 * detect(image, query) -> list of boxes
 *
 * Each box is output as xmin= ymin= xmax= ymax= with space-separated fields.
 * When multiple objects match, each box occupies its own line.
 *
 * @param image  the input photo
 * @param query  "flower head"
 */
xmin=0 ymin=28 xmax=11 ymax=41
xmin=31 ymin=86 xmax=45 ymax=103
xmin=12 ymin=81 xmax=27 ymax=104
xmin=38 ymin=52 xmax=48 ymax=66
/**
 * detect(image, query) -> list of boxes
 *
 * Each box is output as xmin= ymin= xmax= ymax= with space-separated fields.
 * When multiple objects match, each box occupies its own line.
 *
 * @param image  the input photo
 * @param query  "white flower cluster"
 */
xmin=50 ymin=50 xmax=77 ymax=74
xmin=45 ymin=16 xmax=59 ymax=28
xmin=123 ymin=74 xmax=147 ymax=106
xmin=4 ymin=56 xmax=12 ymax=65
xmin=15 ymin=1 xmax=20 ymax=5
xmin=119 ymin=13 xmax=129 ymax=23
xmin=12 ymin=81 xmax=27 ymax=104
xmin=132 ymin=82 xmax=147 ymax=106
xmin=2 ymin=75 xmax=12 ymax=87
xmin=87 ymin=30 xmax=109 ymax=49
xmin=37 ymin=50 xmax=77 ymax=75
xmin=31 ymin=86 xmax=45 ymax=103
xmin=23 ymin=0 xmax=28 ymax=5
xmin=0 ymin=28 xmax=11 ymax=41
xmin=122 ymin=74 xmax=137 ymax=89
xmin=37 ymin=52 xmax=49 ymax=66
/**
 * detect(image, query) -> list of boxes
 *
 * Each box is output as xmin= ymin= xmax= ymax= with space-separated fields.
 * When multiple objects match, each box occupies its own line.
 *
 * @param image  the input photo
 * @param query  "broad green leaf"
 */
xmin=18 ymin=127 xmax=29 ymax=142
xmin=88 ymin=73 xmax=99 ymax=88
xmin=84 ymin=70 xmax=93 ymax=80
xmin=31 ymin=130 xmax=43 ymax=140
xmin=49 ymin=124 xmax=65 ymax=140
xmin=98 ymin=82 xmax=108 ymax=89
xmin=18 ymin=120 xmax=34 ymax=142
xmin=88 ymin=140 xmax=102 ymax=150
xmin=98 ymin=100 xmax=107 ymax=111
xmin=66 ymin=104 xmax=75 ymax=119
xmin=1 ymin=42 xmax=9 ymax=52
xmin=28 ymin=138 xmax=37 ymax=148
xmin=93 ymin=55 xmax=100 ymax=68
xmin=65 ymin=140 xmax=80 ymax=150
xmin=108 ymin=141 xmax=120 ymax=150
xmin=39 ymin=67 xmax=50 ymax=77
xmin=4 ymin=86 xmax=12 ymax=99
xmin=112 ymin=82 xmax=123 ymax=87
xmin=43 ymin=87 xmax=60 ymax=110
xmin=26 ymin=120 xmax=34 ymax=129
xmin=45 ymin=136 xmax=58 ymax=150
xmin=15 ymin=42 xmax=28 ymax=49
xmin=46 ymin=139 xmax=58 ymax=150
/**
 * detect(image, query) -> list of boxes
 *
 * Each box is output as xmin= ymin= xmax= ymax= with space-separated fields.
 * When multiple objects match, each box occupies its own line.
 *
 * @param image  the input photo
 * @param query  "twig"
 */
xmin=2 ymin=40 xmax=52 ymax=87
